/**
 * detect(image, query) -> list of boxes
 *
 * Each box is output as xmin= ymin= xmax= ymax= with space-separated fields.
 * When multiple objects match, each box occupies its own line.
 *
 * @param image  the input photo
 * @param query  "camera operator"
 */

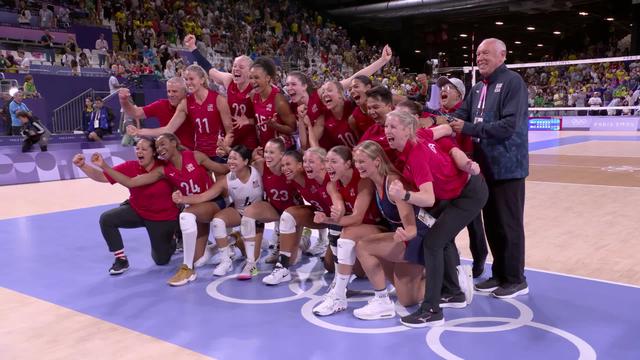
xmin=17 ymin=110 xmax=49 ymax=152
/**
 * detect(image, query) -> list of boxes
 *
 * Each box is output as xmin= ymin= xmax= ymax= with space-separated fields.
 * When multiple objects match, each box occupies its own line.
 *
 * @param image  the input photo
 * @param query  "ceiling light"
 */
xmin=553 ymin=31 xmax=561 ymax=35
xmin=495 ymin=21 xmax=504 ymax=25
xmin=514 ymin=41 xmax=522 ymax=44
xmin=537 ymin=44 xmax=543 ymax=47
xmin=463 ymin=54 xmax=468 ymax=57
xmin=508 ymin=50 xmax=513 ymax=54
xmin=414 ymin=50 xmax=421 ymax=53
xmin=526 ymin=26 xmax=535 ymax=31
xmin=528 ymin=52 xmax=533 ymax=56
xmin=459 ymin=33 xmax=468 ymax=37
xmin=606 ymin=17 xmax=614 ymax=21
xmin=579 ymin=12 xmax=588 ymax=16
xmin=462 ymin=46 xmax=467 ymax=49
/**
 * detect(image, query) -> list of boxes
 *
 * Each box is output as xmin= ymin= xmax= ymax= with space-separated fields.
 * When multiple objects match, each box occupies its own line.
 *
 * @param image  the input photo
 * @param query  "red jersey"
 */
xmin=351 ymin=105 xmax=374 ymax=134
xmin=398 ymin=140 xmax=467 ymax=200
xmin=227 ymin=81 xmax=258 ymax=150
xmin=104 ymin=160 xmax=178 ymax=221
xmin=163 ymin=150 xmax=213 ymax=196
xmin=321 ymin=100 xmax=358 ymax=149
xmin=358 ymin=123 xmax=403 ymax=169
xmin=253 ymin=87 xmax=294 ymax=149
xmin=187 ymin=89 xmax=224 ymax=157
xmin=294 ymin=173 xmax=332 ymax=215
xmin=290 ymin=89 xmax=325 ymax=123
xmin=335 ymin=170 xmax=380 ymax=225
xmin=262 ymin=165 xmax=301 ymax=212
xmin=143 ymin=99 xmax=195 ymax=150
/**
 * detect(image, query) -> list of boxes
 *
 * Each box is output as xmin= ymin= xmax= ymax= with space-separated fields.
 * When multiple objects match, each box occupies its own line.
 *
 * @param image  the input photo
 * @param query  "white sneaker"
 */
xmin=300 ymin=228 xmax=312 ymax=252
xmin=213 ymin=255 xmax=233 ymax=276
xmin=306 ymin=234 xmax=328 ymax=256
xmin=313 ymin=290 xmax=347 ymax=316
xmin=212 ymin=245 xmax=238 ymax=265
xmin=236 ymin=261 xmax=258 ymax=280
xmin=262 ymin=264 xmax=292 ymax=285
xmin=457 ymin=264 xmax=474 ymax=305
xmin=353 ymin=296 xmax=396 ymax=320
xmin=194 ymin=244 xmax=217 ymax=268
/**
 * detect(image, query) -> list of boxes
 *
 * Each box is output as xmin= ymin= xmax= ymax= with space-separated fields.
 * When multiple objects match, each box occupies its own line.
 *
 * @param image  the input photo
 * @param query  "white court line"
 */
xmin=526 ymin=180 xmax=640 ymax=189
xmin=530 ymin=163 xmax=603 ymax=169
xmin=460 ymin=257 xmax=640 ymax=289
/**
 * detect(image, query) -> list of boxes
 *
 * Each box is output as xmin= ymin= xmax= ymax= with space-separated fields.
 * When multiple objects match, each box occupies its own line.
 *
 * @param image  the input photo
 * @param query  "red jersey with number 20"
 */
xmin=253 ymin=87 xmax=294 ymax=149
xmin=163 ymin=150 xmax=213 ymax=196
xmin=227 ymin=81 xmax=258 ymax=150
xmin=187 ymin=89 xmax=223 ymax=157
xmin=262 ymin=165 xmax=301 ymax=212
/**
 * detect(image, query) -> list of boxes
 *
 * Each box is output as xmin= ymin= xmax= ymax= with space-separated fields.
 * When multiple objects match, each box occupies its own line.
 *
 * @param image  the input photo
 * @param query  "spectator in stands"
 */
xmin=18 ymin=3 xmax=32 ymax=25
xmin=79 ymin=52 xmax=90 ymax=68
xmin=70 ymin=59 xmax=80 ymax=76
xmin=109 ymin=65 xmax=122 ymax=94
xmin=0 ymin=52 xmax=8 ymax=72
xmin=82 ymin=96 xmax=93 ymax=129
xmin=588 ymin=91 xmax=603 ymax=115
xmin=85 ymin=96 xmax=112 ymax=141
xmin=39 ymin=4 xmax=55 ymax=28
xmin=17 ymin=110 xmax=48 ymax=152
xmin=40 ymin=30 xmax=55 ymax=65
xmin=22 ymin=75 xmax=40 ymax=98
xmin=96 ymin=33 xmax=109 ymax=68
xmin=65 ymin=36 xmax=78 ymax=55
xmin=56 ymin=5 xmax=71 ymax=28
xmin=0 ymin=93 xmax=12 ymax=135
xmin=17 ymin=50 xmax=30 ymax=74
xmin=9 ymin=91 xmax=31 ymax=135
xmin=61 ymin=49 xmax=75 ymax=67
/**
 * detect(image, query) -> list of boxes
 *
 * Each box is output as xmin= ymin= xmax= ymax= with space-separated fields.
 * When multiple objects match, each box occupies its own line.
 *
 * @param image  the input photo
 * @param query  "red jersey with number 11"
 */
xmin=187 ymin=89 xmax=223 ymax=157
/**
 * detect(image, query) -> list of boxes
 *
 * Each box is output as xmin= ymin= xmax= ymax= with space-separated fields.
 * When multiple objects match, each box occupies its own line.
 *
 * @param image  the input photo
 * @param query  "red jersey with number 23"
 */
xmin=294 ymin=173 xmax=332 ymax=215
xmin=163 ymin=150 xmax=213 ymax=196
xmin=262 ymin=165 xmax=301 ymax=212
xmin=187 ymin=89 xmax=223 ymax=157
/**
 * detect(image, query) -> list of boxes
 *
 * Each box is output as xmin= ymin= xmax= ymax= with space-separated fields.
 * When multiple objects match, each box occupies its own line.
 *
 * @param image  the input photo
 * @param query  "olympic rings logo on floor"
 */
xmin=206 ymin=268 xmax=596 ymax=358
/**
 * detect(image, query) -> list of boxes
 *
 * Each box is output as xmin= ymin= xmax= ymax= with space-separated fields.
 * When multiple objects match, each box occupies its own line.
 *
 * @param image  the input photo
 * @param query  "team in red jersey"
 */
xmin=93 ymin=37 xmax=499 ymax=333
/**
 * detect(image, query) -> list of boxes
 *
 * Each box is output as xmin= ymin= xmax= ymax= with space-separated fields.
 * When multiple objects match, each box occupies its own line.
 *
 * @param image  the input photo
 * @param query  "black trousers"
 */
xmin=422 ymin=175 xmax=488 ymax=311
xmin=483 ymin=178 xmax=526 ymax=285
xmin=467 ymin=213 xmax=488 ymax=264
xmin=99 ymin=202 xmax=178 ymax=265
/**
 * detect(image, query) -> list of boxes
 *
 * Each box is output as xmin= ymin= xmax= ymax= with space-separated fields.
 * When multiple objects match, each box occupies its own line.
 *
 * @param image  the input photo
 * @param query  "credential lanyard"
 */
xmin=476 ymin=80 xmax=488 ymax=117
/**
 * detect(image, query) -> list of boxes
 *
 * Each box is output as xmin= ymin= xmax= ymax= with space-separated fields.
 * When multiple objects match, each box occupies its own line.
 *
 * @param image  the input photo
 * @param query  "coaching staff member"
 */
xmin=450 ymin=38 xmax=529 ymax=299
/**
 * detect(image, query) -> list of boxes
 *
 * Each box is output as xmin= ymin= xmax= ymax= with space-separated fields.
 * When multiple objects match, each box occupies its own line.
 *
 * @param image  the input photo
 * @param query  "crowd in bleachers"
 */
xmin=520 ymin=60 xmax=640 ymax=115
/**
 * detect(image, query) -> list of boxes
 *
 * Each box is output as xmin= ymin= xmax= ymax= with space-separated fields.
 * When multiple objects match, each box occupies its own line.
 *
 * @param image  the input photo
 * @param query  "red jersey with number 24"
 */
xmin=163 ymin=150 xmax=213 ymax=195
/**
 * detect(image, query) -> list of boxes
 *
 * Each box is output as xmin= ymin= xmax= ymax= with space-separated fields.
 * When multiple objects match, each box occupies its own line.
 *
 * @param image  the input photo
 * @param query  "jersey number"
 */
xmin=232 ymin=103 xmax=247 ymax=117
xmin=256 ymin=114 xmax=269 ymax=132
xmin=269 ymin=189 xmax=289 ymax=202
xmin=195 ymin=118 xmax=210 ymax=134
xmin=180 ymin=179 xmax=202 ymax=195
xmin=308 ymin=200 xmax=322 ymax=211
xmin=337 ymin=133 xmax=357 ymax=147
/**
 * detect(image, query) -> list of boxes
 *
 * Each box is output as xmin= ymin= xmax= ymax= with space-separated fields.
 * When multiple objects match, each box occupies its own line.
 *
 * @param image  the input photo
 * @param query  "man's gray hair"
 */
xmin=167 ymin=76 xmax=187 ymax=90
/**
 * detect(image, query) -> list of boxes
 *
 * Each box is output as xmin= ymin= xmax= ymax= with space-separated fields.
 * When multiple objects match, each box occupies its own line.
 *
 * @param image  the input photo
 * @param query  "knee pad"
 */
xmin=211 ymin=218 xmax=228 ymax=239
xmin=279 ymin=211 xmax=297 ymax=234
xmin=179 ymin=212 xmax=197 ymax=234
xmin=241 ymin=216 xmax=257 ymax=238
xmin=337 ymin=238 xmax=356 ymax=266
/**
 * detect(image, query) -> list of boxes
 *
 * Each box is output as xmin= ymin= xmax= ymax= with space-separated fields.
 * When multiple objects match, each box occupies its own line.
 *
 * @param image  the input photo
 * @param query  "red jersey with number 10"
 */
xmin=253 ymin=86 xmax=294 ymax=149
xmin=320 ymin=100 xmax=358 ymax=149
xmin=227 ymin=81 xmax=258 ymax=150
xmin=163 ymin=150 xmax=213 ymax=195
xmin=262 ymin=165 xmax=301 ymax=212
xmin=187 ymin=89 xmax=223 ymax=157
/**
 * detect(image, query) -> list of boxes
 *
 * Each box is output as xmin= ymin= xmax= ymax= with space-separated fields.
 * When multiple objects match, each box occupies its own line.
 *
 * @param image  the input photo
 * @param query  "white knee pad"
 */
xmin=279 ymin=211 xmax=297 ymax=234
xmin=241 ymin=216 xmax=257 ymax=238
xmin=337 ymin=238 xmax=356 ymax=265
xmin=179 ymin=212 xmax=197 ymax=233
xmin=211 ymin=218 xmax=228 ymax=239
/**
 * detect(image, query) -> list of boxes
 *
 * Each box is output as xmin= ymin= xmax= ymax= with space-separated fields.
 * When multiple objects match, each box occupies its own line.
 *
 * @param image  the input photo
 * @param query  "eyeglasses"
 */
xmin=442 ymin=84 xmax=459 ymax=93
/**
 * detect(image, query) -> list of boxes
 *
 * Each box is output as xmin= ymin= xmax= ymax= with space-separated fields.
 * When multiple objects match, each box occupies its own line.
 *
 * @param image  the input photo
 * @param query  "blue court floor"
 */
xmin=1 ymin=204 xmax=639 ymax=359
